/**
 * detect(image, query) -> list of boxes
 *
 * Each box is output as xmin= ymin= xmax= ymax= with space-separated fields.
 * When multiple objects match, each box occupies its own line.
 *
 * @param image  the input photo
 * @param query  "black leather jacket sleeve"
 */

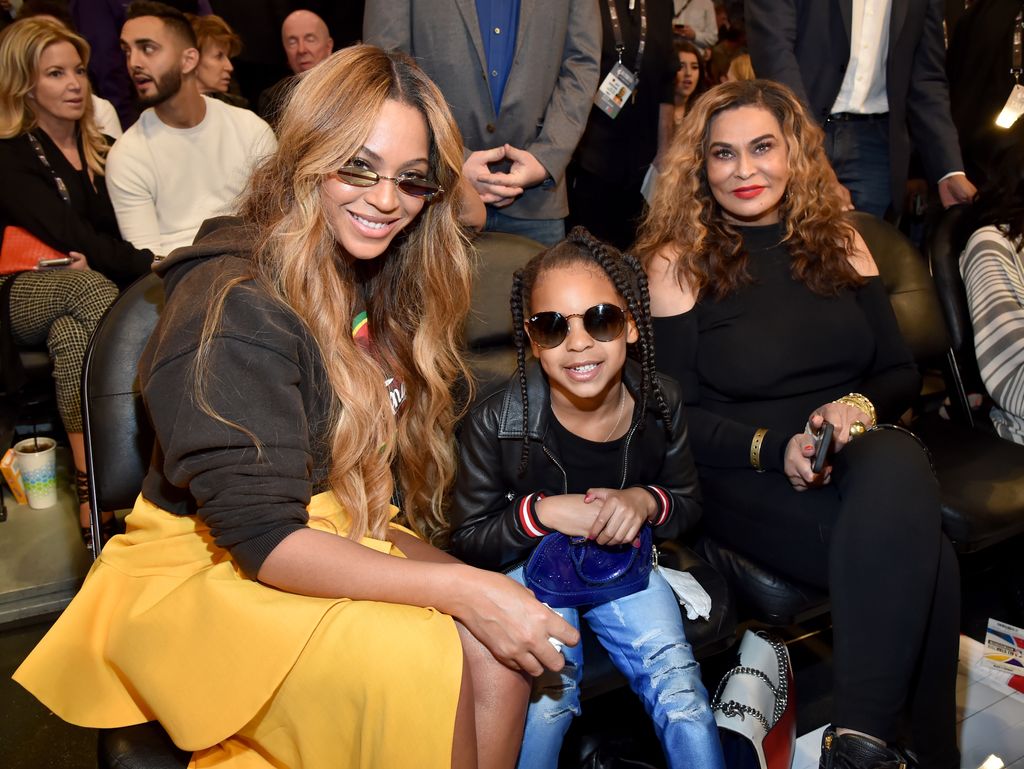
xmin=449 ymin=370 xmax=704 ymax=571
xmin=448 ymin=394 xmax=552 ymax=571
xmin=651 ymin=376 xmax=703 ymax=542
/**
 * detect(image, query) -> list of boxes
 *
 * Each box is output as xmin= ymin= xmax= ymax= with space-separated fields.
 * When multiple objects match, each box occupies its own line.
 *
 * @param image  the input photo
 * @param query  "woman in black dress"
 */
xmin=0 ymin=18 xmax=153 ymax=546
xmin=635 ymin=79 xmax=960 ymax=769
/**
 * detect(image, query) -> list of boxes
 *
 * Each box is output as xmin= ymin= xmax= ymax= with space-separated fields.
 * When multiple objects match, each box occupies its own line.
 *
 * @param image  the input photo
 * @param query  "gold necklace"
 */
xmin=602 ymin=384 xmax=627 ymax=442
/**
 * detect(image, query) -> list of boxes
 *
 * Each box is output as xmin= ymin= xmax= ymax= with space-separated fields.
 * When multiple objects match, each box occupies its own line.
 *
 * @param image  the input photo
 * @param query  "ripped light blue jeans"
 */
xmin=508 ymin=566 xmax=725 ymax=769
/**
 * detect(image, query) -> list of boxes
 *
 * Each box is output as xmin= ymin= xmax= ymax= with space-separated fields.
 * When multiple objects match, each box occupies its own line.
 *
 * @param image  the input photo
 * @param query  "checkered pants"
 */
xmin=1 ymin=269 xmax=118 ymax=432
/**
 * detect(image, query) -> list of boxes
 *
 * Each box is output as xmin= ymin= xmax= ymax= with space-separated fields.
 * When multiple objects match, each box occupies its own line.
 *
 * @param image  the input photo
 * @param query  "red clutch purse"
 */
xmin=0 ymin=226 xmax=67 ymax=274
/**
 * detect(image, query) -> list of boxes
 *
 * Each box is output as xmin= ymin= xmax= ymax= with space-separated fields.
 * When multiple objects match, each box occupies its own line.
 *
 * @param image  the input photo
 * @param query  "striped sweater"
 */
xmin=960 ymin=225 xmax=1024 ymax=445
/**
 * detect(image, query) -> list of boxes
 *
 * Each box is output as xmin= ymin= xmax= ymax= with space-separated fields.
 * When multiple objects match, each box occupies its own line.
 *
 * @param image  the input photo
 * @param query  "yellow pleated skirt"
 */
xmin=13 ymin=492 xmax=463 ymax=769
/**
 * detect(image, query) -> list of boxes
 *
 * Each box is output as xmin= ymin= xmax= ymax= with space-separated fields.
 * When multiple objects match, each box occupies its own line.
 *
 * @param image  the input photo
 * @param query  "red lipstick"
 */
xmin=733 ymin=186 xmax=765 ymax=199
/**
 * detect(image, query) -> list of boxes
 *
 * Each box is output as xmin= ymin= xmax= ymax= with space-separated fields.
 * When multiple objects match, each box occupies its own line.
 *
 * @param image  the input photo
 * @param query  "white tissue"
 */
xmin=659 ymin=566 xmax=712 ymax=620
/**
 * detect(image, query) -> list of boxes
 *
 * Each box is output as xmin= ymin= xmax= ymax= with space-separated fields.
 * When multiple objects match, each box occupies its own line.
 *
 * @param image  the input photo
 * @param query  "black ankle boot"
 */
xmin=819 ymin=727 xmax=913 ymax=769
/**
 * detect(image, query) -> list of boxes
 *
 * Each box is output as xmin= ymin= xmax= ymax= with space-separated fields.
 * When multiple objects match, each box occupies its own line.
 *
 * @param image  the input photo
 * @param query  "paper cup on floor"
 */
xmin=13 ymin=437 xmax=58 ymax=509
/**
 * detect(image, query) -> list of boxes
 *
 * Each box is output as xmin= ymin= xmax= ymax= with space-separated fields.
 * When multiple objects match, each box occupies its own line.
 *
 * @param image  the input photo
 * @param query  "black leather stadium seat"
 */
xmin=701 ymin=211 xmax=1024 ymax=626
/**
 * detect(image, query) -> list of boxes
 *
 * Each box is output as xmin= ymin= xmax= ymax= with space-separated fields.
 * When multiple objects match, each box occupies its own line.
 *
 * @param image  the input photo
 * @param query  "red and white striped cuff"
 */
xmin=645 ymin=485 xmax=671 ymax=526
xmin=516 ymin=492 xmax=550 ymax=538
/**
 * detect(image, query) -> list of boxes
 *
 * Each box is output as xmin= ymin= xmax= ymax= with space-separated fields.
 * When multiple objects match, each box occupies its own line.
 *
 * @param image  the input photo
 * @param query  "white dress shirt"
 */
xmin=830 ymin=0 xmax=892 ymax=115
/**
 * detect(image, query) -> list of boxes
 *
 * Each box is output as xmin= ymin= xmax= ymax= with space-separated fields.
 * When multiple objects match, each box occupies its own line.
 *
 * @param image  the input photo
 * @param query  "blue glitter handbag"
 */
xmin=524 ymin=525 xmax=654 ymax=608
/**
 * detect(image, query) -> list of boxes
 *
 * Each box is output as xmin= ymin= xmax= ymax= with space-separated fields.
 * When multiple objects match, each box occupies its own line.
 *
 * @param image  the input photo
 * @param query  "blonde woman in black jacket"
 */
xmin=0 ymin=18 xmax=152 ymax=548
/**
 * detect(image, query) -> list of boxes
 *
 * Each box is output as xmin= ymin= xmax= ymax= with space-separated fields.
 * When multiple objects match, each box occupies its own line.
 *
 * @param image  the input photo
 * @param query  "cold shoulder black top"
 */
xmin=650 ymin=222 xmax=920 ymax=473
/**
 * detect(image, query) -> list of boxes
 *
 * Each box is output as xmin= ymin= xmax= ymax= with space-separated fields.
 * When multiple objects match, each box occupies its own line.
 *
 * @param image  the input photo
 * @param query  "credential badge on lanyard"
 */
xmin=996 ymin=11 xmax=1024 ymax=128
xmin=594 ymin=0 xmax=646 ymax=119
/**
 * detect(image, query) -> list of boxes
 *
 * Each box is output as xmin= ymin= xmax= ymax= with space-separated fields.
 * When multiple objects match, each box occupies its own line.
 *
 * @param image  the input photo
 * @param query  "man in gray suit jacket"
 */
xmin=364 ymin=0 xmax=601 ymax=245
xmin=746 ymin=0 xmax=975 ymax=218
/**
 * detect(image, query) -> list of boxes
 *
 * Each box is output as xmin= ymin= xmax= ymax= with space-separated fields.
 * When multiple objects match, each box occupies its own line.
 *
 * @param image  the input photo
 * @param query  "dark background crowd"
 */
xmin=1 ymin=2 xmax=1024 ymax=769
xmin=1 ymin=0 xmax=1011 ymax=236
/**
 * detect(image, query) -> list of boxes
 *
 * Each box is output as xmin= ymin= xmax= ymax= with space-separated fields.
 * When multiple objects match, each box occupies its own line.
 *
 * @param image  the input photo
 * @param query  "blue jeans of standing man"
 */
xmin=823 ymin=116 xmax=891 ymax=219
xmin=508 ymin=566 xmax=725 ymax=769
xmin=485 ymin=209 xmax=565 ymax=246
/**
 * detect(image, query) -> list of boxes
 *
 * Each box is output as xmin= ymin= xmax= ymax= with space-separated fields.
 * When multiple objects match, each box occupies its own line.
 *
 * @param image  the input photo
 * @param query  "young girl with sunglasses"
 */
xmin=449 ymin=228 xmax=725 ymax=769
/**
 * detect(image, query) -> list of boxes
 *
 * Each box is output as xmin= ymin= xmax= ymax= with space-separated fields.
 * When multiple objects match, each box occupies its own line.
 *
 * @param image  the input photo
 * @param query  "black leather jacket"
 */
xmin=449 ymin=360 xmax=702 ymax=571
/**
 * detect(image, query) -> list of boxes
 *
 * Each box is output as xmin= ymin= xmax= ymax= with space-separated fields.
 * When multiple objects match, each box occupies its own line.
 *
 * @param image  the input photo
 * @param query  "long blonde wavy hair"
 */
xmin=0 ymin=18 xmax=108 ymax=176
xmin=197 ymin=45 xmax=474 ymax=544
xmin=635 ymin=79 xmax=862 ymax=299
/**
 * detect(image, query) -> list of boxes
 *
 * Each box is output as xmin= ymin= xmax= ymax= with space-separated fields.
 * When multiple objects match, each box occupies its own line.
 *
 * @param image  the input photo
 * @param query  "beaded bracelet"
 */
xmin=750 ymin=428 xmax=768 ymax=472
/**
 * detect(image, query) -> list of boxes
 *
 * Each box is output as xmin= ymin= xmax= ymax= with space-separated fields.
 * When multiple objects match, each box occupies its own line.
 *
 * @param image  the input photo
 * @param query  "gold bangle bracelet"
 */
xmin=834 ymin=392 xmax=877 ymax=426
xmin=750 ymin=427 xmax=768 ymax=472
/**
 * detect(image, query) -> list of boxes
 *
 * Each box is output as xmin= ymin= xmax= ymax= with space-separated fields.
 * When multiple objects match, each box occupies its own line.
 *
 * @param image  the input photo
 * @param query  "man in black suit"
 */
xmin=947 ymin=0 xmax=1024 ymax=186
xmin=746 ymin=0 xmax=976 ymax=218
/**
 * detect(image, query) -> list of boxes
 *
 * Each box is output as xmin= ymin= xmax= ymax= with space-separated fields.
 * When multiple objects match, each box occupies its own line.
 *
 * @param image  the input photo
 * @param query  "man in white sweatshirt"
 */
xmin=108 ymin=1 xmax=276 ymax=256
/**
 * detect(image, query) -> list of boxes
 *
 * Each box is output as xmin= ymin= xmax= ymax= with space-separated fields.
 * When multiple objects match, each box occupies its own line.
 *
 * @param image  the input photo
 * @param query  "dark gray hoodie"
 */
xmin=139 ymin=216 xmax=332 ymax=579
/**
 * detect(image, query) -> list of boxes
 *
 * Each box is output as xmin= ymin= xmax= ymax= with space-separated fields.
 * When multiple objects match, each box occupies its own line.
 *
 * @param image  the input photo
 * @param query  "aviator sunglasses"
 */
xmin=526 ymin=304 xmax=628 ymax=349
xmin=335 ymin=164 xmax=443 ymax=201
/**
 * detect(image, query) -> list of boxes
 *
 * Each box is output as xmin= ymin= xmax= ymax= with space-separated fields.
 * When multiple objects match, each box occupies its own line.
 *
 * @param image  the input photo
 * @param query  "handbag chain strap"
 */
xmin=715 ymin=698 xmax=772 ymax=733
xmin=711 ymin=631 xmax=790 ymax=730
xmin=759 ymin=632 xmax=789 ymax=724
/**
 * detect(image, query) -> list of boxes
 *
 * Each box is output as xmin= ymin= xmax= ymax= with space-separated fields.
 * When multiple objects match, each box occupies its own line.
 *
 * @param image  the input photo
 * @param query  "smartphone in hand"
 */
xmin=37 ymin=256 xmax=74 ymax=269
xmin=811 ymin=421 xmax=834 ymax=474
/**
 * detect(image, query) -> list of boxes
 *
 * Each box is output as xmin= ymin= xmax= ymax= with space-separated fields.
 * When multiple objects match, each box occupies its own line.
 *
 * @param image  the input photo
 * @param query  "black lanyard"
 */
xmin=26 ymin=132 xmax=72 ymax=205
xmin=1012 ymin=10 xmax=1023 ymax=84
xmin=607 ymin=0 xmax=647 ymax=75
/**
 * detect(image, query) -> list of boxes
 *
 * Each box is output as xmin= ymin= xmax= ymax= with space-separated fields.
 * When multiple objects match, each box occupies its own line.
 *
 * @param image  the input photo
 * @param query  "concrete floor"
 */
xmin=1 ymin=447 xmax=95 ymax=768
xmin=1 ymin=616 xmax=95 ymax=769
xmin=0 ymin=446 xmax=90 ymax=627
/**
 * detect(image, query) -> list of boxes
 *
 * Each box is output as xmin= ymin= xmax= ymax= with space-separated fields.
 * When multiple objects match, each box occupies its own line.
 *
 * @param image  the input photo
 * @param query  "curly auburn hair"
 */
xmin=187 ymin=13 xmax=242 ymax=58
xmin=509 ymin=227 xmax=672 ymax=475
xmin=635 ymin=79 xmax=863 ymax=300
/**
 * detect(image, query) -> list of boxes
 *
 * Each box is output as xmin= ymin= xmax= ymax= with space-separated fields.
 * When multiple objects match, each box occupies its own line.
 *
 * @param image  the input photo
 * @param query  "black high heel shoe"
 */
xmin=77 ymin=470 xmax=117 ymax=553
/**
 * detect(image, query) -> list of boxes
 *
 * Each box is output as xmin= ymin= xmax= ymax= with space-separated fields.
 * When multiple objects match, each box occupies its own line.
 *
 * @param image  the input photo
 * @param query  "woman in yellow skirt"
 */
xmin=14 ymin=40 xmax=578 ymax=769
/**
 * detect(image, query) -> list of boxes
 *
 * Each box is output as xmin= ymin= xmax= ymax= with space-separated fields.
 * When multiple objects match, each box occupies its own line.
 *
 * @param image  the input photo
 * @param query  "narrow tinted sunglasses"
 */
xmin=526 ymin=304 xmax=628 ymax=349
xmin=335 ymin=164 xmax=443 ymax=201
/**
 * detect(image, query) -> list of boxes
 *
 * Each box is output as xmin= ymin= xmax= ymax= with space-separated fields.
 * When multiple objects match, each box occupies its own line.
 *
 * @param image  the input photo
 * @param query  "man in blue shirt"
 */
xmin=365 ymin=0 xmax=601 ymax=245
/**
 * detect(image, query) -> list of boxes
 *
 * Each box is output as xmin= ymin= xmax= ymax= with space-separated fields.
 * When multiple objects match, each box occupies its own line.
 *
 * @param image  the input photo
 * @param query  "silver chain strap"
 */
xmin=715 ymin=699 xmax=771 ymax=733
xmin=711 ymin=631 xmax=790 ymax=732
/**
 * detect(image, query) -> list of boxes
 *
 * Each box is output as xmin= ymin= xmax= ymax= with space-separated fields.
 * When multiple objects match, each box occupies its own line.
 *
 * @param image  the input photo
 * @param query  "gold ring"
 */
xmin=849 ymin=420 xmax=866 ymax=439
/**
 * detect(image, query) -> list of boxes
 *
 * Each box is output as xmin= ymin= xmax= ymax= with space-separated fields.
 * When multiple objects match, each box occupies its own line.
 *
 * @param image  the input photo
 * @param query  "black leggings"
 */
xmin=700 ymin=429 xmax=960 ymax=769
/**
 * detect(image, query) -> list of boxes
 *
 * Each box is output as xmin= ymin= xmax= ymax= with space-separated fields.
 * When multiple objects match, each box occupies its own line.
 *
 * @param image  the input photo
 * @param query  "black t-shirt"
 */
xmin=549 ymin=410 xmax=630 ymax=493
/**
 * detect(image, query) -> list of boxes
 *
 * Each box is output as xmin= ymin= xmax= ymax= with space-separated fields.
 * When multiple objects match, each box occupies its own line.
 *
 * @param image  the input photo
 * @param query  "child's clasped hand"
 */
xmin=537 ymin=488 xmax=655 ymax=546
xmin=584 ymin=487 xmax=656 ymax=545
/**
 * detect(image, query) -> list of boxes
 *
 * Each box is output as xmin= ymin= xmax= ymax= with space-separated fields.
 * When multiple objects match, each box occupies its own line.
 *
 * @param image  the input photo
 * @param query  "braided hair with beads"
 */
xmin=510 ymin=226 xmax=672 ymax=476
